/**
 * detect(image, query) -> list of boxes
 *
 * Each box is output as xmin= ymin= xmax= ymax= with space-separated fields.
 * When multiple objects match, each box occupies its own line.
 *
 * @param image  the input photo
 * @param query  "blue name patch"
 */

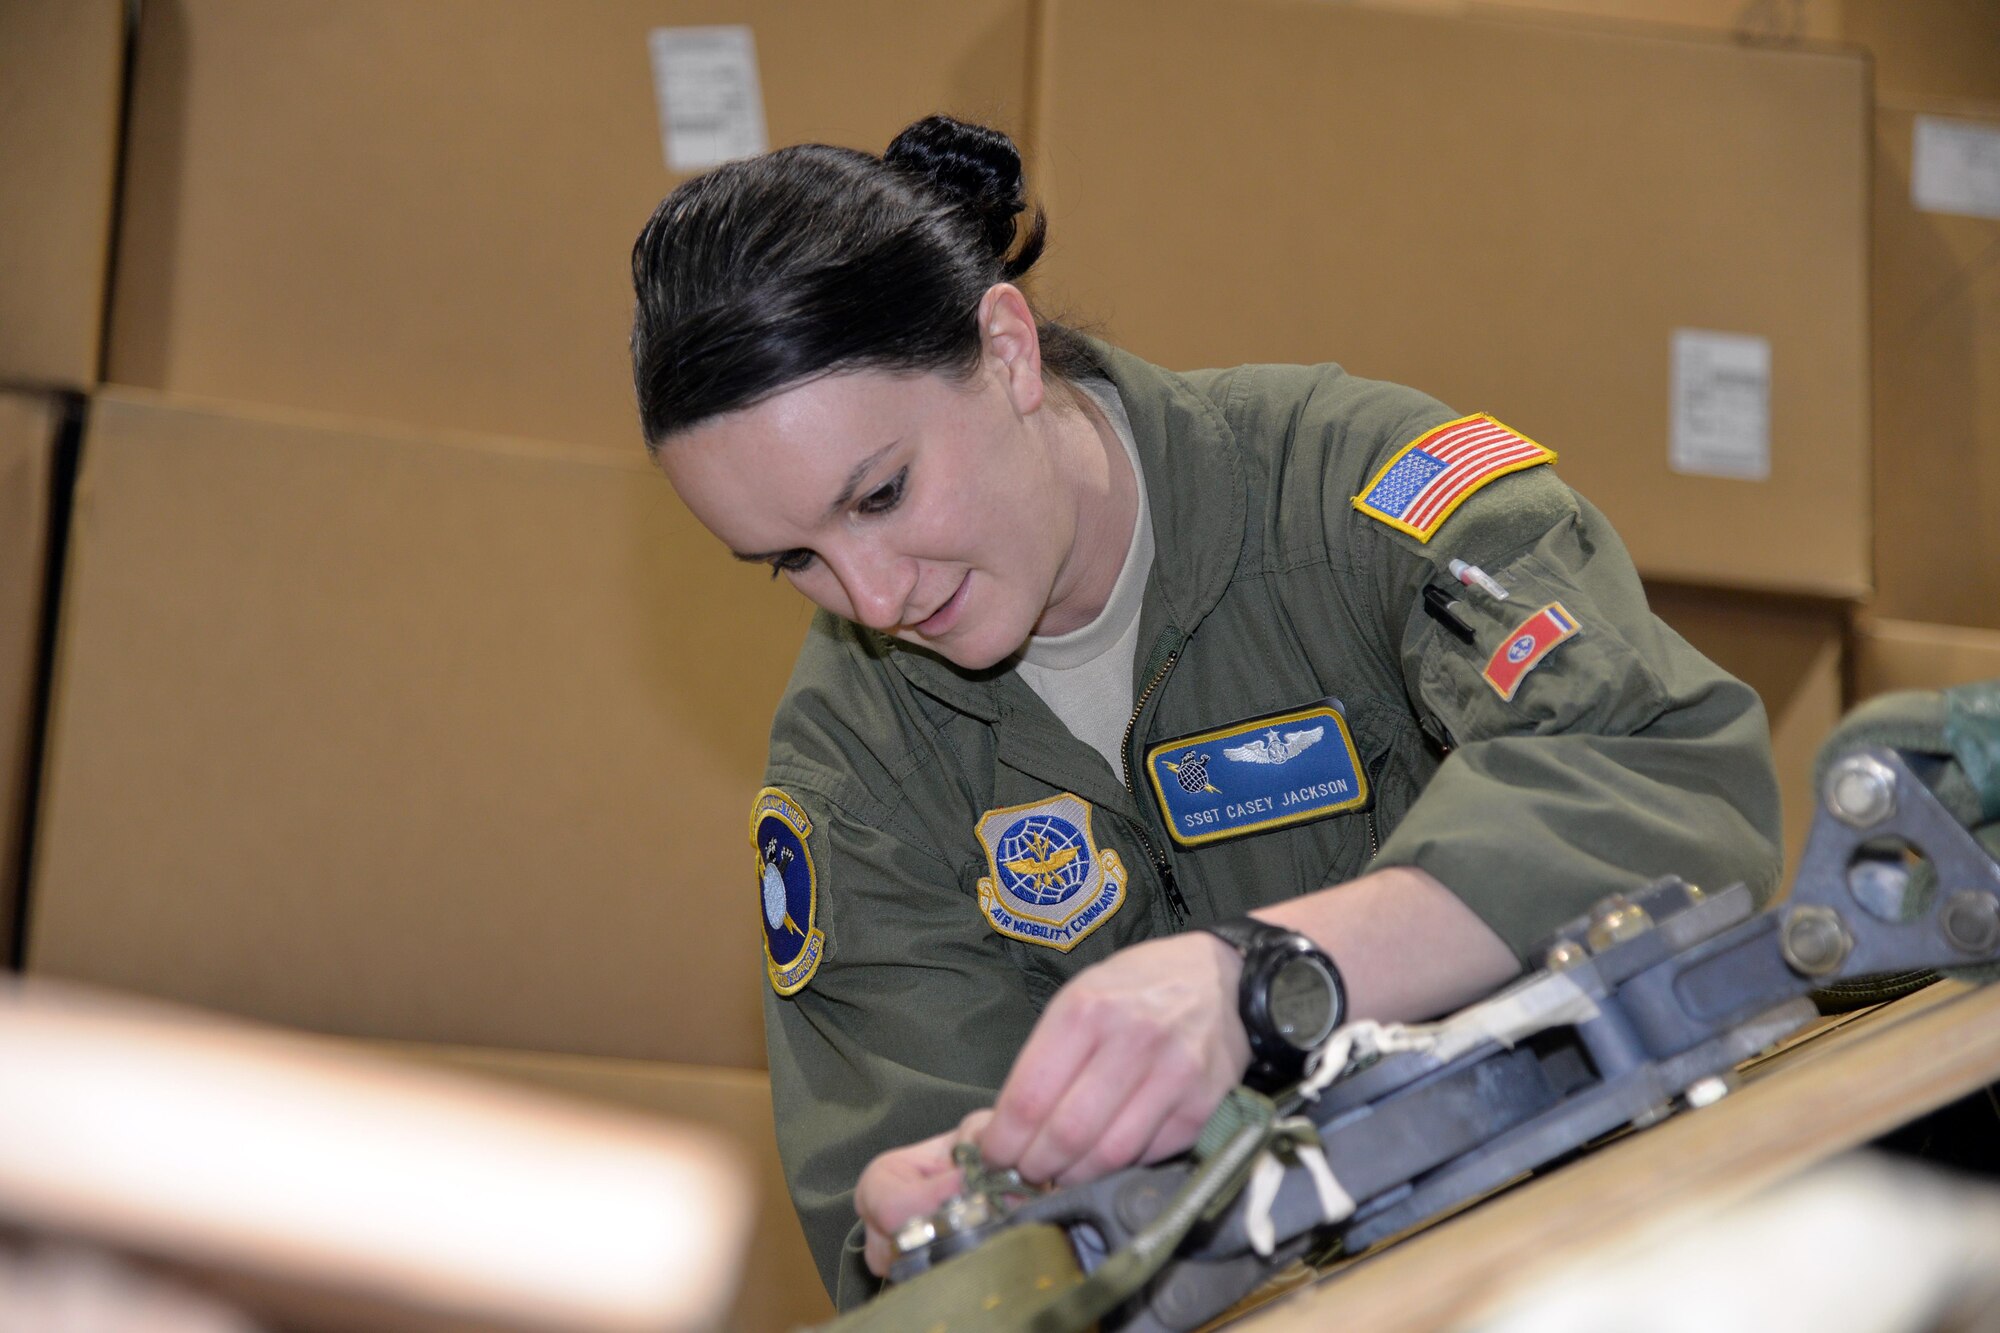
xmin=1145 ymin=701 xmax=1370 ymax=847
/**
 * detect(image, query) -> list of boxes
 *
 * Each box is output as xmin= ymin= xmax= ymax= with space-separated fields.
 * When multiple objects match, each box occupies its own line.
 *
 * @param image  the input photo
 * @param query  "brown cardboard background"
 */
xmin=1645 ymin=584 xmax=1845 ymax=877
xmin=1856 ymin=617 xmax=2000 ymax=698
xmin=370 ymin=1044 xmax=832 ymax=1329
xmin=1336 ymin=0 xmax=1840 ymax=40
xmin=1034 ymin=0 xmax=1870 ymax=597
xmin=106 ymin=0 xmax=1034 ymax=454
xmin=0 ymin=0 xmax=125 ymax=389
xmin=0 ymin=393 xmax=62 ymax=958
xmin=1844 ymin=0 xmax=2000 ymax=105
xmin=28 ymin=392 xmax=812 ymax=1068
xmin=1870 ymin=100 xmax=2000 ymax=631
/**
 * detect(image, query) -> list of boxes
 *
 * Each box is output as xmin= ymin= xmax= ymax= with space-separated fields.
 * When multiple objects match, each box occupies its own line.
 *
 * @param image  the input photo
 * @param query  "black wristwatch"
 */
xmin=1200 ymin=917 xmax=1347 ymax=1091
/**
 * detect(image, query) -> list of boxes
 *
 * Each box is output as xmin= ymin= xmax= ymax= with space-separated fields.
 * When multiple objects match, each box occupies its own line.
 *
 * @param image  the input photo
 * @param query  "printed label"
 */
xmin=1671 ymin=329 xmax=1771 ymax=481
xmin=1913 ymin=116 xmax=2000 ymax=221
xmin=648 ymin=26 xmax=769 ymax=173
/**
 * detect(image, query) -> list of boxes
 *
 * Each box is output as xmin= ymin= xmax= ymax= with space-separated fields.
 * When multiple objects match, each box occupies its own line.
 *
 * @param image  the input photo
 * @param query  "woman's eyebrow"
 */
xmin=822 ymin=442 xmax=900 ymax=518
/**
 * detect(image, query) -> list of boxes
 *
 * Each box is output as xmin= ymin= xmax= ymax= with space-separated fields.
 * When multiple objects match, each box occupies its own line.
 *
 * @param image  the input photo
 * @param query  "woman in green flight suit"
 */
xmin=629 ymin=114 xmax=1781 ymax=1308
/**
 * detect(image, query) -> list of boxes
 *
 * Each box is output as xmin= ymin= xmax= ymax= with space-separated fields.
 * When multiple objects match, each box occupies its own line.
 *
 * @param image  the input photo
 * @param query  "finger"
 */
xmin=1138 ymin=1096 xmax=1217 ymax=1166
xmin=979 ymin=1004 xmax=1105 ymax=1169
xmin=1050 ymin=1040 xmax=1198 ymax=1187
xmin=857 ymin=1156 xmax=967 ymax=1277
xmin=1014 ymin=1022 xmax=1164 ymax=1184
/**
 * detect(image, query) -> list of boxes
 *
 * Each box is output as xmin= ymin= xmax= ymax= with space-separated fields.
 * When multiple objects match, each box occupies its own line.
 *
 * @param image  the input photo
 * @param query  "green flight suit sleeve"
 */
xmin=758 ymin=757 xmax=1042 ymax=1309
xmin=1352 ymin=435 xmax=1783 ymax=957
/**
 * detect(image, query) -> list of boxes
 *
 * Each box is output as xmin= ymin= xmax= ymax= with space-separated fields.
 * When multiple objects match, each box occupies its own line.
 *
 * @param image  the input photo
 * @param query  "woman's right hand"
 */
xmin=856 ymin=1108 xmax=995 ymax=1277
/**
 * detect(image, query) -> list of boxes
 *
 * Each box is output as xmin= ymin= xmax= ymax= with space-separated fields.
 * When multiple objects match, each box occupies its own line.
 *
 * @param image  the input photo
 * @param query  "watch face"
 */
xmin=1268 ymin=954 xmax=1339 ymax=1050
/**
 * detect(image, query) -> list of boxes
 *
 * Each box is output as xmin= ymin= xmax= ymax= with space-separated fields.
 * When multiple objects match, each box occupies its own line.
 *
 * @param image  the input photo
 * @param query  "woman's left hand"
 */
xmin=975 ymin=930 xmax=1249 ymax=1187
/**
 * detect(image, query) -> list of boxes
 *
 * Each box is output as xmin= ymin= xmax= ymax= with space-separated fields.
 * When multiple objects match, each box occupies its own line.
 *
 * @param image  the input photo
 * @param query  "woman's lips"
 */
xmin=913 ymin=573 xmax=970 ymax=637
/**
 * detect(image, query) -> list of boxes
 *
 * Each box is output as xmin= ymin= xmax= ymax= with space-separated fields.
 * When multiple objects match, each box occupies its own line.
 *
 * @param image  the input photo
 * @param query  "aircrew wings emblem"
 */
xmin=752 ymin=787 xmax=825 ymax=995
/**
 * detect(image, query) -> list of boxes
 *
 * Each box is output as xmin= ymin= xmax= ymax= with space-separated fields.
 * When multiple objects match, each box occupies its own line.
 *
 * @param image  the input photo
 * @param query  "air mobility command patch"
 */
xmin=1353 ymin=414 xmax=1556 ymax=543
xmin=1146 ymin=700 xmax=1369 ymax=848
xmin=1483 ymin=602 xmax=1583 ymax=701
xmin=975 ymin=793 xmax=1126 ymax=952
xmin=752 ymin=787 xmax=825 ymax=995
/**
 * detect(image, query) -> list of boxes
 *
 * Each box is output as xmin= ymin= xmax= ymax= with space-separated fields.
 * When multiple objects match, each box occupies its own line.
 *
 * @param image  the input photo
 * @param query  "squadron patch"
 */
xmin=975 ymin=793 xmax=1126 ymax=952
xmin=752 ymin=787 xmax=825 ymax=995
xmin=1353 ymin=414 xmax=1556 ymax=543
xmin=1482 ymin=602 xmax=1583 ymax=701
xmin=1146 ymin=700 xmax=1369 ymax=848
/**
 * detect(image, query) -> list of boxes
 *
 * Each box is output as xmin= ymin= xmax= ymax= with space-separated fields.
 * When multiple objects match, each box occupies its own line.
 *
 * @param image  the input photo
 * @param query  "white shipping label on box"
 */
xmin=1913 ymin=116 xmax=2000 ymax=221
xmin=648 ymin=26 xmax=769 ymax=173
xmin=1670 ymin=330 xmax=1771 ymax=481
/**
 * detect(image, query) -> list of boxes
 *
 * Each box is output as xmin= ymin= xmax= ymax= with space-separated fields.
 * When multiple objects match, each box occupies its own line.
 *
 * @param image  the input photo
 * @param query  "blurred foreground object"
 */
xmin=0 ymin=978 xmax=754 ymax=1332
xmin=1464 ymin=1153 xmax=2000 ymax=1333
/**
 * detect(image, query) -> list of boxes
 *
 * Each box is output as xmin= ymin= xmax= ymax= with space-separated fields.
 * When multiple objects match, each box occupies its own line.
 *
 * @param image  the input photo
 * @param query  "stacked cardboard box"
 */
xmin=0 ymin=394 xmax=65 ymax=959
xmin=1860 ymin=96 xmax=2000 ymax=697
xmin=0 ymin=0 xmax=125 ymax=391
xmin=1032 ymin=0 xmax=1866 ymax=871
xmin=104 ymin=0 xmax=1035 ymax=454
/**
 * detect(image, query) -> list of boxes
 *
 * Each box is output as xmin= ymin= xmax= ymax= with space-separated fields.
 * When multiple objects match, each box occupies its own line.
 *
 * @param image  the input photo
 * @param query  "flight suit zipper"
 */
xmin=1121 ymin=642 xmax=1189 ymax=923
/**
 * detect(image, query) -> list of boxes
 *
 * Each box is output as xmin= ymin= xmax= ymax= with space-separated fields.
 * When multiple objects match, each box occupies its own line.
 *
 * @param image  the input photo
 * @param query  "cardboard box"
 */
xmin=1855 ymin=617 xmax=2000 ymax=699
xmin=0 ymin=0 xmax=126 ymax=389
xmin=1645 ymin=584 xmax=1846 ymax=876
xmin=1340 ymin=0 xmax=1839 ymax=41
xmin=1 ymin=393 xmax=64 ymax=957
xmin=1033 ymin=0 xmax=1871 ymax=597
xmin=105 ymin=0 xmax=1034 ymax=454
xmin=372 ymin=1043 xmax=833 ymax=1328
xmin=28 ymin=391 xmax=814 ymax=1069
xmin=1843 ymin=0 xmax=2000 ymax=106
xmin=1871 ymin=100 xmax=2000 ymax=631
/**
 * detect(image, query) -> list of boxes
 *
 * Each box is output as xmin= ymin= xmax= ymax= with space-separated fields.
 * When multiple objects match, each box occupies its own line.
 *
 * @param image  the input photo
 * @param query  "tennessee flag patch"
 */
xmin=1483 ymin=602 xmax=1582 ymax=701
xmin=1353 ymin=414 xmax=1556 ymax=542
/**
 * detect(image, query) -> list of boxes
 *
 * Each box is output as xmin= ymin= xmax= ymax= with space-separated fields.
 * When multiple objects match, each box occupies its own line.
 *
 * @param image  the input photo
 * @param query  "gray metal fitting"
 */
xmin=1824 ymin=754 xmax=1897 ymax=829
xmin=1781 ymin=905 xmax=1853 ymax=976
xmin=1543 ymin=939 xmax=1591 ymax=971
xmin=894 ymin=1215 xmax=938 ymax=1255
xmin=1939 ymin=891 xmax=2000 ymax=956
xmin=1684 ymin=1075 xmax=1733 ymax=1109
xmin=1586 ymin=896 xmax=1652 ymax=953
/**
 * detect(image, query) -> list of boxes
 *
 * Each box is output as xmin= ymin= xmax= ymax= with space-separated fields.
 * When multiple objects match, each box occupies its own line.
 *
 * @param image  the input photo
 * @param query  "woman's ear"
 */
xmin=978 ymin=283 xmax=1046 ymax=415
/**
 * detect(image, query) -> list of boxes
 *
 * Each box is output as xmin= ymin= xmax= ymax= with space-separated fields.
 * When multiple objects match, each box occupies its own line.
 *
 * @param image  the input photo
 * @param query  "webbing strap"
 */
xmin=1021 ymin=1087 xmax=1277 ymax=1333
xmin=1944 ymin=681 xmax=2000 ymax=821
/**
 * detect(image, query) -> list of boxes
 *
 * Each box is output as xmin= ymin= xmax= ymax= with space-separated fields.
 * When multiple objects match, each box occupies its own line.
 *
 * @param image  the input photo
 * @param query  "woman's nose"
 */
xmin=835 ymin=547 xmax=916 ymax=631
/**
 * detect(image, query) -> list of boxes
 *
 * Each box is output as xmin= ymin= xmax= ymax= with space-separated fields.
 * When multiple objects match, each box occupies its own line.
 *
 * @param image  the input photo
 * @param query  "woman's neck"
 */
xmin=1034 ymin=379 xmax=1140 ymax=638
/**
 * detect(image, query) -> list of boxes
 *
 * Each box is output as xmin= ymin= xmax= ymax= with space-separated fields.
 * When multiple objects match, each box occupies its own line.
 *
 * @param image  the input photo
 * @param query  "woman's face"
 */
xmin=659 ymin=351 xmax=1085 ymax=672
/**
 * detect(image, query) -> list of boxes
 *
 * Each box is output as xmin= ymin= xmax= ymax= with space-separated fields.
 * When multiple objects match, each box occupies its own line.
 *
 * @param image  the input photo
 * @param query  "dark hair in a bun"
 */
xmin=630 ymin=114 xmax=1093 ymax=448
xmin=883 ymin=116 xmax=1047 ymax=281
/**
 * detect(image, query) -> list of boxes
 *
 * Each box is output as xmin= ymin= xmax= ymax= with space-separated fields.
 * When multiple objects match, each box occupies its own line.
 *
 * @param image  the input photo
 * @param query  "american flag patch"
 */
xmin=1482 ymin=602 xmax=1582 ymax=701
xmin=1352 ymin=414 xmax=1556 ymax=542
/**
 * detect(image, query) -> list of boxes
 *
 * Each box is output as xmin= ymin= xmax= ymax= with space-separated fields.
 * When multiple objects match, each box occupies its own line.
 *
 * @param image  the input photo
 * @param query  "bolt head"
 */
xmin=1544 ymin=940 xmax=1590 ymax=970
xmin=1586 ymin=896 xmax=1652 ymax=953
xmin=1782 ymin=905 xmax=1853 ymax=976
xmin=1826 ymin=754 xmax=1897 ymax=828
xmin=1940 ymin=892 xmax=2000 ymax=956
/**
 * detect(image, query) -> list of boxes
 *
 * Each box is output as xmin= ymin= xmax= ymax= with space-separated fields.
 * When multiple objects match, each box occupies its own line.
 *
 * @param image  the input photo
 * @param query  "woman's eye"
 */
xmin=769 ymin=549 xmax=816 ymax=578
xmin=856 ymin=468 xmax=907 ymax=516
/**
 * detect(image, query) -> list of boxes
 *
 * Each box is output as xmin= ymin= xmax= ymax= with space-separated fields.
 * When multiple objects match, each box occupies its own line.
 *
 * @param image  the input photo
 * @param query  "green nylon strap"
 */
xmin=808 ymin=1089 xmax=1278 ymax=1333
xmin=1022 ymin=1087 xmax=1277 ymax=1333
xmin=1944 ymin=681 xmax=2000 ymax=821
xmin=808 ymin=1223 xmax=1086 ymax=1333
